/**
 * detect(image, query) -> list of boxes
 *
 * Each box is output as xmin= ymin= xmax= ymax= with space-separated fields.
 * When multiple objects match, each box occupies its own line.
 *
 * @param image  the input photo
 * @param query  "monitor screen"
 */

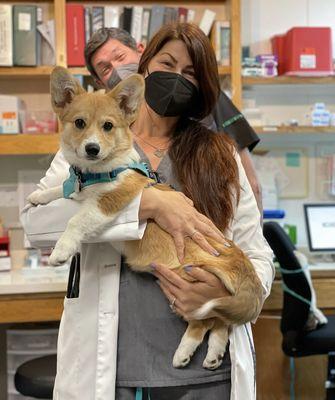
xmin=304 ymin=204 xmax=335 ymax=252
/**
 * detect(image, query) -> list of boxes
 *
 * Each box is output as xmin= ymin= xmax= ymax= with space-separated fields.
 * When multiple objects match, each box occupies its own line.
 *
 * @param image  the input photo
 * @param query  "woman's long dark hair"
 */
xmin=138 ymin=23 xmax=240 ymax=232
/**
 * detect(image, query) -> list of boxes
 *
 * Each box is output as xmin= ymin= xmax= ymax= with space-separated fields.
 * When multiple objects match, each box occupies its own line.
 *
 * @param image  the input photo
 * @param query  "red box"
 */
xmin=66 ymin=4 xmax=85 ymax=67
xmin=271 ymin=34 xmax=286 ymax=75
xmin=284 ymin=27 xmax=333 ymax=76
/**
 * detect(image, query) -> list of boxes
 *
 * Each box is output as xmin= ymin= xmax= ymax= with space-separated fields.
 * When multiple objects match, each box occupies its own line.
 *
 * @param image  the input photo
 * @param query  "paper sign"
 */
xmin=286 ymin=152 xmax=301 ymax=167
xmin=18 ymin=13 xmax=31 ymax=31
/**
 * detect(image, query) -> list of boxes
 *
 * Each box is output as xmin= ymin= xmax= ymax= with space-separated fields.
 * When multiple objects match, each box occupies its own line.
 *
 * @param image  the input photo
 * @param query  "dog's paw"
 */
xmin=173 ymin=349 xmax=191 ymax=368
xmin=49 ymin=242 xmax=76 ymax=266
xmin=203 ymin=351 xmax=224 ymax=370
xmin=27 ymin=190 xmax=46 ymax=205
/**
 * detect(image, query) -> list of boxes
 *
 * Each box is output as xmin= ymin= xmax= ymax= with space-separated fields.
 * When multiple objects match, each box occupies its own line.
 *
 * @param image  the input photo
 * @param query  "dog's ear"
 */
xmin=109 ymin=74 xmax=144 ymax=124
xmin=50 ymin=66 xmax=85 ymax=114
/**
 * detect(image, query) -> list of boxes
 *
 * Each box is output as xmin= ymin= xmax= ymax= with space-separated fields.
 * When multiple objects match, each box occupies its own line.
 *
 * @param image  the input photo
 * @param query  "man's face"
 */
xmin=91 ymin=38 xmax=143 ymax=88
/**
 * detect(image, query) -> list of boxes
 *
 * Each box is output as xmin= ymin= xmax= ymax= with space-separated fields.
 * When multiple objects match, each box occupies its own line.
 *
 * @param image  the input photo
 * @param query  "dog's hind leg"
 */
xmin=203 ymin=318 xmax=229 ymax=370
xmin=173 ymin=319 xmax=214 ymax=368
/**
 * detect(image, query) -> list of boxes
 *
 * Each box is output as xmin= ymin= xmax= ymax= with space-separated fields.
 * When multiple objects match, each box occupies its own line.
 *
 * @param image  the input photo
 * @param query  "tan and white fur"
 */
xmin=29 ymin=67 xmax=263 ymax=370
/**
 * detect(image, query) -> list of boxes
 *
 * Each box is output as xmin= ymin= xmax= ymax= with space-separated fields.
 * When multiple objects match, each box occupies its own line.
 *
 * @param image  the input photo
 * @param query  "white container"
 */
xmin=7 ymin=329 xmax=58 ymax=351
xmin=0 ymin=95 xmax=26 ymax=134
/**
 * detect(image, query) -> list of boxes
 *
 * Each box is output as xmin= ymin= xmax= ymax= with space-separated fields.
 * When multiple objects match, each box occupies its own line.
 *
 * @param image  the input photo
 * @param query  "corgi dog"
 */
xmin=28 ymin=66 xmax=263 ymax=370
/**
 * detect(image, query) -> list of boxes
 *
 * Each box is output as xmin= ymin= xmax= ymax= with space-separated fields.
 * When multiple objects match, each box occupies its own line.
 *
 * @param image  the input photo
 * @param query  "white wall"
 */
xmin=242 ymin=0 xmax=335 ymax=56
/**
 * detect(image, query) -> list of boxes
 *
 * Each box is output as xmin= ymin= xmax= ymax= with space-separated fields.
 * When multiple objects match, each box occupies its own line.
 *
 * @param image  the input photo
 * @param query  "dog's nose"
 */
xmin=85 ymin=143 xmax=100 ymax=157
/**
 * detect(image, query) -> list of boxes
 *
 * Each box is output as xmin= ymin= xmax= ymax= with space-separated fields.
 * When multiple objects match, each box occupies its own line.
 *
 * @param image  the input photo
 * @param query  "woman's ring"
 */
xmin=169 ymin=297 xmax=176 ymax=312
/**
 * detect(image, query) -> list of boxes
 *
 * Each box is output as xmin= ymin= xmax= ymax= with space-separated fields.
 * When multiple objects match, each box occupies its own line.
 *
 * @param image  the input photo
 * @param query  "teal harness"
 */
xmin=63 ymin=162 xmax=150 ymax=199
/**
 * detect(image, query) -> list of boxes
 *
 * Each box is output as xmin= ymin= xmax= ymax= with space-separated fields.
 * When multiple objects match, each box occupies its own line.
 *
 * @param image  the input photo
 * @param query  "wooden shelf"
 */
xmin=0 ymin=66 xmax=55 ymax=77
xmin=218 ymin=65 xmax=231 ymax=75
xmin=243 ymin=75 xmax=335 ymax=85
xmin=254 ymin=126 xmax=335 ymax=134
xmin=0 ymin=134 xmax=59 ymax=155
xmin=0 ymin=65 xmax=231 ymax=77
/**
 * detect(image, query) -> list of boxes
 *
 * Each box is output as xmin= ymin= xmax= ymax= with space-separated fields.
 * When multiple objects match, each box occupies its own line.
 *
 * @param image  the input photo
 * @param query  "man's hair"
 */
xmin=84 ymin=27 xmax=137 ymax=81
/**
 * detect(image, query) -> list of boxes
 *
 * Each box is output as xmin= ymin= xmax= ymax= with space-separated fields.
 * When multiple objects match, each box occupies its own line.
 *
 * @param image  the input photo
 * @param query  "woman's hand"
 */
xmin=152 ymin=263 xmax=231 ymax=320
xmin=140 ymin=187 xmax=227 ymax=262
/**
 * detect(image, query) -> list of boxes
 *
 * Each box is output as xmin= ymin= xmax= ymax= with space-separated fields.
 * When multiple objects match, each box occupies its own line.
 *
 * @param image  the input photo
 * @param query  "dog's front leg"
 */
xmin=49 ymin=199 xmax=117 ymax=266
xmin=28 ymin=186 xmax=63 ymax=205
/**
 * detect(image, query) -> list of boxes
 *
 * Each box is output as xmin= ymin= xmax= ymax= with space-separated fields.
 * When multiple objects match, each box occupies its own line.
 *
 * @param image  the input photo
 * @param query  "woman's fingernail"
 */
xmin=224 ymin=242 xmax=231 ymax=248
xmin=150 ymin=263 xmax=157 ymax=271
xmin=212 ymin=250 xmax=220 ymax=257
xmin=184 ymin=264 xmax=193 ymax=272
xmin=155 ymin=279 xmax=161 ymax=286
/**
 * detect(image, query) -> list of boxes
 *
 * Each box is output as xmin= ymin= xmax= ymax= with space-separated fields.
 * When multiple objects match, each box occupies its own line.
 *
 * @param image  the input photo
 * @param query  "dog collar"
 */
xmin=63 ymin=162 xmax=150 ymax=199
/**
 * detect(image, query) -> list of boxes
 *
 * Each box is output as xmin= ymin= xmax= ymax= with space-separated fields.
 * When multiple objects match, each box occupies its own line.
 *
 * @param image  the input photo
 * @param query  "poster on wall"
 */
xmin=316 ymin=143 xmax=335 ymax=200
xmin=266 ymin=148 xmax=309 ymax=199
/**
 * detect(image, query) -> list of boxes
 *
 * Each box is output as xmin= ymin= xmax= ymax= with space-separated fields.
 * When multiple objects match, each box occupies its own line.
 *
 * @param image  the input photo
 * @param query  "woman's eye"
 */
xmin=75 ymin=119 xmax=86 ymax=129
xmin=103 ymin=122 xmax=113 ymax=131
xmin=162 ymin=61 xmax=173 ymax=67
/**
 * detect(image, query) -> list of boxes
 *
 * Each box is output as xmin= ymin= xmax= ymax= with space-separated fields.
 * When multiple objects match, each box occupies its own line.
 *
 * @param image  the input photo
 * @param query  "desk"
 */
xmin=1 ymin=265 xmax=335 ymax=399
xmin=253 ymin=267 xmax=335 ymax=400
xmin=0 ymin=267 xmax=67 ymax=324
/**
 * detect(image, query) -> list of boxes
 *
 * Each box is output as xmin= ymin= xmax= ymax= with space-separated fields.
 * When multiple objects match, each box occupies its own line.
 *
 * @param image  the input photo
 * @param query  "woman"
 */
xmin=21 ymin=23 xmax=274 ymax=400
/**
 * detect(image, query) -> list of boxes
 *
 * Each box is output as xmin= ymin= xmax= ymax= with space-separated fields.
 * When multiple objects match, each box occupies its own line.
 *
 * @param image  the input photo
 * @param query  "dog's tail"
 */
xmin=191 ymin=278 xmax=263 ymax=324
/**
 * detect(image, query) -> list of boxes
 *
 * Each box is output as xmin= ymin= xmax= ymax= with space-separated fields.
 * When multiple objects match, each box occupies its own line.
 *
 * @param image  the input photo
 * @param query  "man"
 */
xmin=84 ymin=27 xmax=263 ymax=214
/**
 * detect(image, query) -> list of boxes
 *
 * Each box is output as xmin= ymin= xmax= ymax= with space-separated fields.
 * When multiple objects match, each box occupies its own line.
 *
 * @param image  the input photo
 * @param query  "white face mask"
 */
xmin=106 ymin=63 xmax=139 ymax=89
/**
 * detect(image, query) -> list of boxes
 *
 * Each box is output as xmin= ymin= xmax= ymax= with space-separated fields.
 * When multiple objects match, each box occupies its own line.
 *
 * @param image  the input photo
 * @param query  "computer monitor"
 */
xmin=304 ymin=203 xmax=335 ymax=252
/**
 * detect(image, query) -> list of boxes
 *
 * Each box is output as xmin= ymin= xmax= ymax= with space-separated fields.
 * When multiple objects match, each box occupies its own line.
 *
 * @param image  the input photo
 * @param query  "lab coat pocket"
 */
xmin=53 ymin=297 xmax=81 ymax=400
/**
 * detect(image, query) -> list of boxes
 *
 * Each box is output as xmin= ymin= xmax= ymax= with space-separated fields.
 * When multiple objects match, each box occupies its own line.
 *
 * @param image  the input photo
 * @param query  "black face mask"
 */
xmin=144 ymin=71 xmax=200 ymax=117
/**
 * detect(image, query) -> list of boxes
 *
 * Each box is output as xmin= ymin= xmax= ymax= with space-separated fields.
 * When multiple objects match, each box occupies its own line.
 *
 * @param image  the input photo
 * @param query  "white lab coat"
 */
xmin=21 ymin=150 xmax=274 ymax=400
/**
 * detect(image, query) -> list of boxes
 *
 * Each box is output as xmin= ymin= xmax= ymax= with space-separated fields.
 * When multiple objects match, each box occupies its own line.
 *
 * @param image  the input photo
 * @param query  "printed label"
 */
xmin=18 ymin=12 xmax=31 ymax=31
xmin=300 ymin=54 xmax=316 ymax=69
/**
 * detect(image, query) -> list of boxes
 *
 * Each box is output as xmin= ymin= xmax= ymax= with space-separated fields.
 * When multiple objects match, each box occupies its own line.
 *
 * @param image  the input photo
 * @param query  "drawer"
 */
xmin=7 ymin=329 xmax=58 ymax=351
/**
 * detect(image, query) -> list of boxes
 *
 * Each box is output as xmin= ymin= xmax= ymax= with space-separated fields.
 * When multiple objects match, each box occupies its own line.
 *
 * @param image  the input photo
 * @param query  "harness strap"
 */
xmin=63 ymin=162 xmax=150 ymax=198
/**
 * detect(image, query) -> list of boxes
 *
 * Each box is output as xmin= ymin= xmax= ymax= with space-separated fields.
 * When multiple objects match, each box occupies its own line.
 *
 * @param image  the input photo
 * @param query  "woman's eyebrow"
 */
xmin=160 ymin=52 xmax=177 ymax=63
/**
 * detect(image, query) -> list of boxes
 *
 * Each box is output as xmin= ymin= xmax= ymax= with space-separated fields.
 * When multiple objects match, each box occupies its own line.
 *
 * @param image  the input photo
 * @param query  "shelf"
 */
xmin=0 ymin=65 xmax=231 ymax=77
xmin=243 ymin=75 xmax=335 ymax=85
xmin=0 ymin=134 xmax=59 ymax=155
xmin=254 ymin=126 xmax=335 ymax=134
xmin=0 ymin=66 xmax=55 ymax=78
xmin=218 ymin=66 xmax=231 ymax=75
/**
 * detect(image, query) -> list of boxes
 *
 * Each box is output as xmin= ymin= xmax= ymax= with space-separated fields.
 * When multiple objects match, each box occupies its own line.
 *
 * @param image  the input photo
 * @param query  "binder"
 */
xmin=178 ymin=7 xmax=188 ymax=23
xmin=92 ymin=6 xmax=104 ymax=33
xmin=104 ymin=6 xmax=120 ymax=28
xmin=84 ymin=7 xmax=92 ymax=44
xmin=13 ymin=5 xmax=37 ymax=66
xmin=141 ymin=8 xmax=151 ymax=46
xmin=148 ymin=5 xmax=165 ymax=40
xmin=66 ymin=4 xmax=85 ymax=67
xmin=199 ymin=9 xmax=216 ymax=36
xmin=131 ymin=6 xmax=143 ymax=43
xmin=122 ymin=7 xmax=133 ymax=34
xmin=0 ymin=5 xmax=13 ymax=66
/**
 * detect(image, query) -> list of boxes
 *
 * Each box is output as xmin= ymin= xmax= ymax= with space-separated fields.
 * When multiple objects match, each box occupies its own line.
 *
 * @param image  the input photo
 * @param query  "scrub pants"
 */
xmin=116 ymin=379 xmax=231 ymax=400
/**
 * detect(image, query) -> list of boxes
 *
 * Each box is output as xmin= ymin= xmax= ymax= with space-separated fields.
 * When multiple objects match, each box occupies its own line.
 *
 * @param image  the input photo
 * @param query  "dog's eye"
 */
xmin=75 ymin=119 xmax=86 ymax=129
xmin=103 ymin=122 xmax=113 ymax=132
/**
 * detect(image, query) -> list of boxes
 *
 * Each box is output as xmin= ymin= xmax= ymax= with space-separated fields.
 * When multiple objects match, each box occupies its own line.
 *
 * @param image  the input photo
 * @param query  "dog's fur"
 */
xmin=28 ymin=67 xmax=263 ymax=370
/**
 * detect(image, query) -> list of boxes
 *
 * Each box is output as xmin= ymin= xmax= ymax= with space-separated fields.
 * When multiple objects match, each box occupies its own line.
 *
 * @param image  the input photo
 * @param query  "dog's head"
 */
xmin=50 ymin=66 xmax=144 ymax=171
